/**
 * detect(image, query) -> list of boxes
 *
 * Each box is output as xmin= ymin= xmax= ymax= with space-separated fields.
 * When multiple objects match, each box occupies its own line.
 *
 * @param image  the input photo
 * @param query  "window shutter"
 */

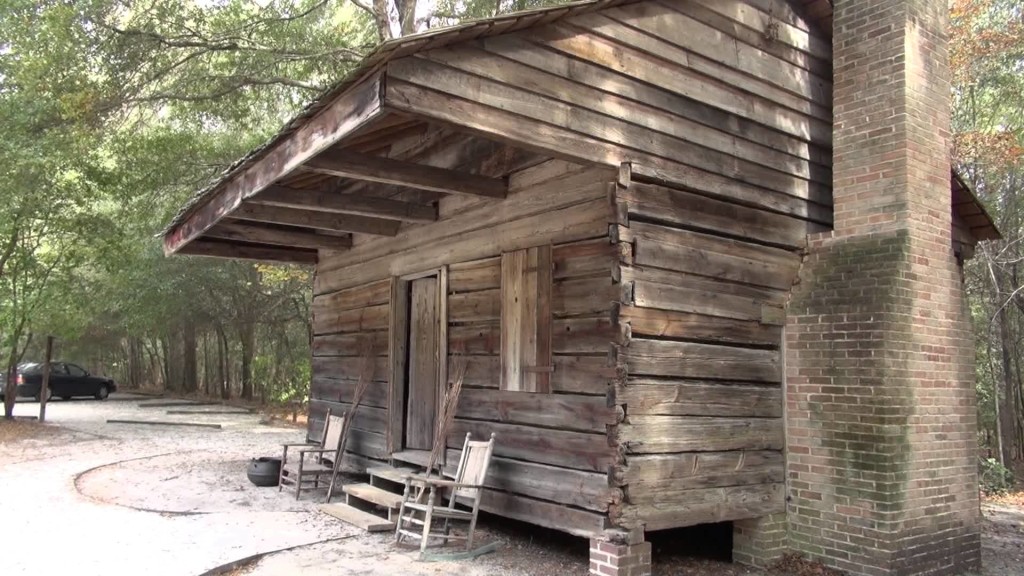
xmin=500 ymin=245 xmax=553 ymax=392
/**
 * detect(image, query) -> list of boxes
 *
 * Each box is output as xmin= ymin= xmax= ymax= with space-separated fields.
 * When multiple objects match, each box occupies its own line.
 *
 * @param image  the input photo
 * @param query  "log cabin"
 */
xmin=161 ymin=1 xmax=999 ymax=574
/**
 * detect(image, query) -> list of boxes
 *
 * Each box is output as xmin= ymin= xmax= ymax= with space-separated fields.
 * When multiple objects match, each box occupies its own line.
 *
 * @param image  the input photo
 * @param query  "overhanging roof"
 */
xmin=161 ymin=0 xmax=1000 ymax=262
xmin=161 ymin=0 xmax=644 ymax=257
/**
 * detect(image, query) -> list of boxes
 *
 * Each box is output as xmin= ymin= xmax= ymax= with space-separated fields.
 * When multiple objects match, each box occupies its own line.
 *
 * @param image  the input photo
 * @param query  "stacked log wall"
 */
xmin=384 ymin=0 xmax=833 ymax=235
xmin=607 ymin=164 xmax=808 ymax=532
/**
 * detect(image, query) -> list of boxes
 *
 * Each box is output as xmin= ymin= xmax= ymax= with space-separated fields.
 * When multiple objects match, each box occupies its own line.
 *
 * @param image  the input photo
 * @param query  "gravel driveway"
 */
xmin=0 ymin=395 xmax=588 ymax=576
xmin=1 ymin=395 xmax=1022 ymax=576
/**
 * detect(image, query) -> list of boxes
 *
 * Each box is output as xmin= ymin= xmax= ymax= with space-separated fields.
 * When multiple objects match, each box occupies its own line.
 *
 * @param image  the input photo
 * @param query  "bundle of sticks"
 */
xmin=423 ymin=352 xmax=469 ymax=479
xmin=326 ymin=337 xmax=375 ymax=501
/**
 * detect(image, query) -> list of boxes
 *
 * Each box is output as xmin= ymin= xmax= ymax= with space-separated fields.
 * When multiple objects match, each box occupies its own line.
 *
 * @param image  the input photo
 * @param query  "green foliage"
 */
xmin=1 ymin=0 xmax=570 ymax=407
xmin=979 ymin=457 xmax=1015 ymax=496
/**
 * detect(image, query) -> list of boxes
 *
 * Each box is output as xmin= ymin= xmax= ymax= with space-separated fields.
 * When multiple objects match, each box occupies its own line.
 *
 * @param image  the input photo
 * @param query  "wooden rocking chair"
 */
xmin=395 ymin=433 xmax=496 ymax=552
xmin=278 ymin=409 xmax=346 ymax=500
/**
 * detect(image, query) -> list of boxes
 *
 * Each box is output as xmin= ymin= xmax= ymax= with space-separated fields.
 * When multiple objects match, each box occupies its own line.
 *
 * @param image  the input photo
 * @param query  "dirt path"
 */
xmin=2 ymin=396 xmax=1023 ymax=576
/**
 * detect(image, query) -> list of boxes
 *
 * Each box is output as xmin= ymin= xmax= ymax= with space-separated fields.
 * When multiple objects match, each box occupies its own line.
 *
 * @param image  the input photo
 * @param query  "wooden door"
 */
xmin=405 ymin=277 xmax=439 ymax=450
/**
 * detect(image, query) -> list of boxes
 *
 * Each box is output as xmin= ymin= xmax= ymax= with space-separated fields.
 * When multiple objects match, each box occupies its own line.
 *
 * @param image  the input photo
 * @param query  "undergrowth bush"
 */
xmin=980 ymin=457 xmax=1015 ymax=496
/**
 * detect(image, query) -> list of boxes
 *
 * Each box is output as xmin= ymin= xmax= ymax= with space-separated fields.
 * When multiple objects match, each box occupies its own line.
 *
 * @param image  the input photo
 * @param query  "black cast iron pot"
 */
xmin=247 ymin=457 xmax=282 ymax=487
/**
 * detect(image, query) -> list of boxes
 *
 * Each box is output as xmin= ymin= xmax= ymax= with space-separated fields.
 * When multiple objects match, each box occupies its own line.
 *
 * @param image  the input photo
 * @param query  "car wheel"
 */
xmin=95 ymin=385 xmax=109 ymax=400
xmin=34 ymin=388 xmax=52 ymax=402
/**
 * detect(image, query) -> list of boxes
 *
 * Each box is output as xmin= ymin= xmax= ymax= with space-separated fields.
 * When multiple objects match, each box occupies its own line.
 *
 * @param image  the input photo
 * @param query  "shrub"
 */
xmin=979 ymin=457 xmax=1014 ymax=496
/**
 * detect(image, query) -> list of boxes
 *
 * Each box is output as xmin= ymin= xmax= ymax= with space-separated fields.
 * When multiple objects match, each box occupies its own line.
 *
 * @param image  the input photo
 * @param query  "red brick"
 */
xmin=777 ymin=1 xmax=983 ymax=575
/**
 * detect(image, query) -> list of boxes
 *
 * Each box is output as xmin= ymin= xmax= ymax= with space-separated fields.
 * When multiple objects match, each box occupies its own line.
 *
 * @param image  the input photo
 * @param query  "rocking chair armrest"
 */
xmin=281 ymin=441 xmax=318 ymax=448
xmin=408 ymin=475 xmax=483 ymax=490
xmin=298 ymin=447 xmax=339 ymax=457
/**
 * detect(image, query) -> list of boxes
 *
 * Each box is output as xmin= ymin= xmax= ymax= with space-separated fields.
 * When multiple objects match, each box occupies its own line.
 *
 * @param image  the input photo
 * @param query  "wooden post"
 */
xmin=39 ymin=336 xmax=53 ymax=422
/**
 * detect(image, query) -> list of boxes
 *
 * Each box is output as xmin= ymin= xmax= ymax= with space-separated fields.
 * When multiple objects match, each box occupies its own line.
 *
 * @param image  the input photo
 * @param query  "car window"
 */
xmin=20 ymin=363 xmax=41 ymax=375
xmin=65 ymin=364 xmax=87 ymax=378
xmin=51 ymin=363 xmax=69 ymax=376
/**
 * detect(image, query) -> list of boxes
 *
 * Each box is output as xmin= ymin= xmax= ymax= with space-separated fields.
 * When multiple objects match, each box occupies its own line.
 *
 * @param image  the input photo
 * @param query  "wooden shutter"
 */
xmin=500 ymin=245 xmax=553 ymax=392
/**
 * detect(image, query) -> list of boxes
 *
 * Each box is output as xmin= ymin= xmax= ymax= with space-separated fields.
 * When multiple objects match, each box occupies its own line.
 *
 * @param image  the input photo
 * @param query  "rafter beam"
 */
xmin=162 ymin=73 xmax=385 ymax=255
xmin=205 ymin=220 xmax=353 ymax=251
xmin=234 ymin=203 xmax=401 ymax=236
xmin=179 ymin=240 xmax=317 ymax=265
xmin=251 ymin=185 xmax=437 ymax=223
xmin=304 ymin=149 xmax=507 ymax=198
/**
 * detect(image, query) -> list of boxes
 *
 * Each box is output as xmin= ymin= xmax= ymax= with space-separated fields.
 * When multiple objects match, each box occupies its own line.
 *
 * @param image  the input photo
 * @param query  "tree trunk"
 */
xmin=182 ymin=324 xmax=198 ymax=394
xmin=216 ymin=325 xmax=230 ymax=400
xmin=3 ymin=359 xmax=16 ymax=419
xmin=997 ymin=307 xmax=1016 ymax=466
xmin=239 ymin=321 xmax=255 ymax=401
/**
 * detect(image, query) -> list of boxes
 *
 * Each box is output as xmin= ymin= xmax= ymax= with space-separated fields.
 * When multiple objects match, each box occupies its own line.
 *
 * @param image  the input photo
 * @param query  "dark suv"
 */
xmin=0 ymin=362 xmax=117 ymax=401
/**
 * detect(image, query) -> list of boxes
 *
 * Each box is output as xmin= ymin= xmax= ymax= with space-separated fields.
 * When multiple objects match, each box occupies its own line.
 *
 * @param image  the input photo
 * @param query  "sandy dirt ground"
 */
xmin=2 ymin=395 xmax=1023 ymax=576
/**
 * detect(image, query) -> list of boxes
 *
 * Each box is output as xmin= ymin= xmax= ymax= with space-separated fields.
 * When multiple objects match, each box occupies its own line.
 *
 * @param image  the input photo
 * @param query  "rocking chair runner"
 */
xmin=278 ymin=409 xmax=346 ymax=500
xmin=395 ymin=433 xmax=497 ymax=552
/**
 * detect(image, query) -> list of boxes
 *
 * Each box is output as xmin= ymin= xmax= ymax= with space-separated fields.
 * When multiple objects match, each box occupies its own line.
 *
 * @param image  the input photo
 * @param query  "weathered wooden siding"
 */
xmin=308 ymin=0 xmax=833 ymax=538
xmin=440 ymin=238 xmax=623 ymax=533
xmin=384 ymin=0 xmax=833 ymax=231
xmin=310 ymin=160 xmax=621 ymax=536
xmin=607 ymin=163 xmax=805 ymax=532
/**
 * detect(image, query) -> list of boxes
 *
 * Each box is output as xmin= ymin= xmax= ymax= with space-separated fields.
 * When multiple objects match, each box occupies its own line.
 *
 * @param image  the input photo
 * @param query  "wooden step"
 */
xmin=318 ymin=503 xmax=395 ymax=532
xmin=343 ymin=483 xmax=404 ymax=509
xmin=367 ymin=465 xmax=417 ymax=485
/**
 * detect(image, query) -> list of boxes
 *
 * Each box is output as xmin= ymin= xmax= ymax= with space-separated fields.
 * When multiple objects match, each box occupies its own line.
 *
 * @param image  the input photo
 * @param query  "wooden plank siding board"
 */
xmin=618 ymin=221 xmax=801 ymax=291
xmin=448 ymin=451 xmax=621 ymax=512
xmin=482 ymin=34 xmax=825 ymax=167
xmin=616 ymin=379 xmax=782 ymax=418
xmin=666 ymin=0 xmax=831 ymax=75
xmin=449 ymin=289 xmax=500 ymax=324
xmin=589 ymin=4 xmax=832 ymax=110
xmin=616 ymin=415 xmax=784 ymax=454
xmin=619 ymin=339 xmax=780 ymax=383
xmin=313 ymin=279 xmax=391 ymax=316
xmin=449 ymin=257 xmax=502 ymax=292
xmin=449 ymin=419 xmax=613 ymax=473
xmin=309 ymin=399 xmax=388 ymax=433
xmin=620 ymin=306 xmax=782 ymax=348
xmin=619 ymin=181 xmax=824 ymax=249
xmin=316 ymin=194 xmax=611 ymax=294
xmin=553 ymin=278 xmax=618 ymax=318
xmin=622 ymin=267 xmax=785 ymax=323
xmin=447 ymin=239 xmax=614 ymax=294
xmin=312 ymin=331 xmax=390 ymax=356
xmin=448 ymin=279 xmax=614 ymax=325
xmin=523 ymin=23 xmax=829 ymax=144
xmin=480 ymin=489 xmax=608 ymax=538
xmin=316 ymin=162 xmax=612 ymax=282
xmin=686 ymin=0 xmax=831 ymax=61
xmin=619 ymin=450 xmax=784 ymax=493
xmin=453 ymin=354 xmax=613 ymax=395
xmin=311 ymin=356 xmax=390 ymax=383
xmin=386 ymin=57 xmax=829 ymax=216
xmin=456 ymin=389 xmax=616 ymax=434
xmin=385 ymin=82 xmax=829 ymax=230
xmin=313 ymin=303 xmax=390 ymax=335
xmin=310 ymin=377 xmax=389 ymax=409
xmin=450 ymin=316 xmax=614 ymax=356
xmin=416 ymin=46 xmax=826 ymax=187
xmin=612 ymin=483 xmax=785 ymax=531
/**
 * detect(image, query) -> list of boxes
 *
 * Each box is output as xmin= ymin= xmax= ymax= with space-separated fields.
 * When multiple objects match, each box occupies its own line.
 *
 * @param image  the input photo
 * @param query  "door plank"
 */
xmin=406 ymin=277 xmax=439 ymax=450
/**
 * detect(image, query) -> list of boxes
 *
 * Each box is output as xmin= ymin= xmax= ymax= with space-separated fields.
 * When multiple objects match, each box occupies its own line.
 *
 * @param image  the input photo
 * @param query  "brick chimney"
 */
xmin=782 ymin=1 xmax=983 ymax=574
